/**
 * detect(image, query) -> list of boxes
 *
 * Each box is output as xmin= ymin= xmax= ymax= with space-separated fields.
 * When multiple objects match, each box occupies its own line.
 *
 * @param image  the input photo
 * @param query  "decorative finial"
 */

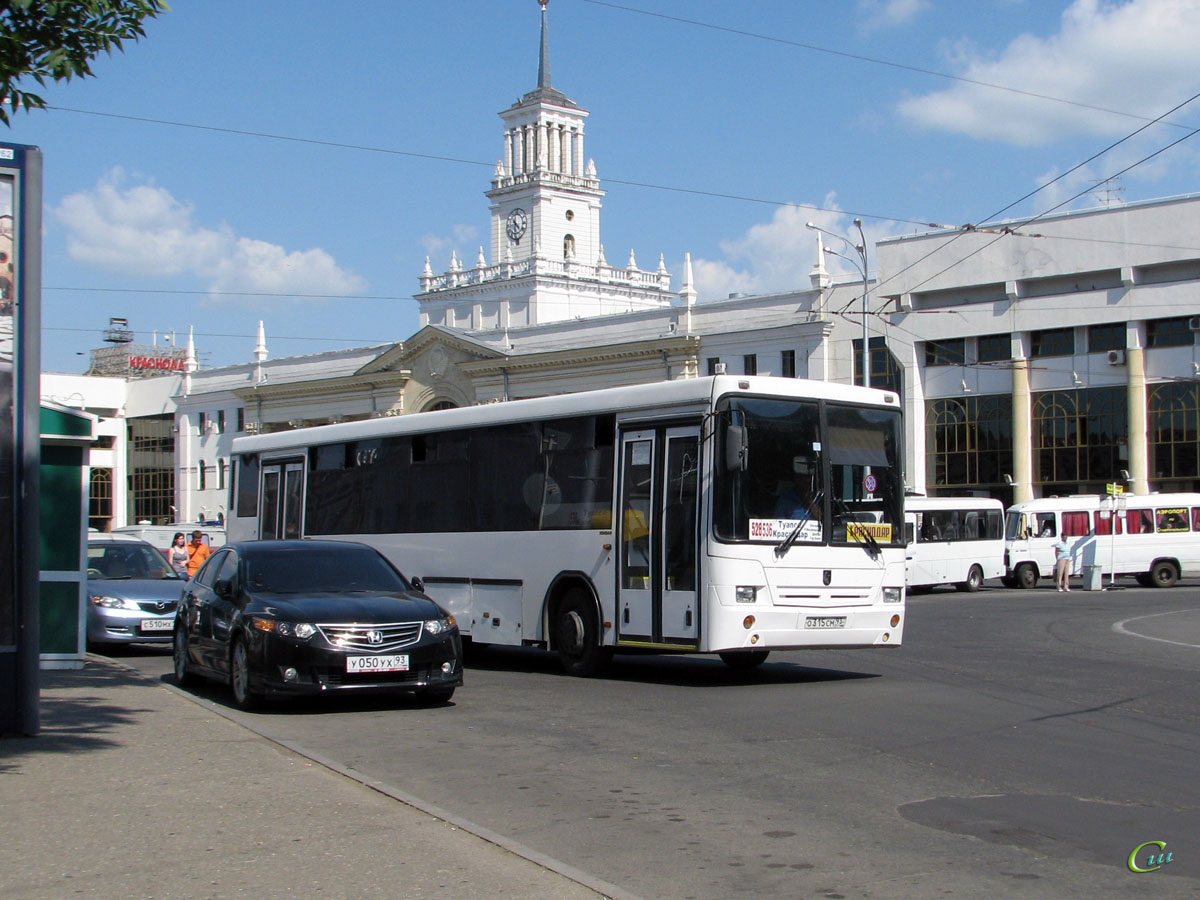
xmin=537 ymin=0 xmax=552 ymax=88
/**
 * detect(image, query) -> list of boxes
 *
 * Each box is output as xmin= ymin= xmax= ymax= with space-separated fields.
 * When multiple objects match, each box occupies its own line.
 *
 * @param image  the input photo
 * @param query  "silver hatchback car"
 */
xmin=87 ymin=536 xmax=185 ymax=647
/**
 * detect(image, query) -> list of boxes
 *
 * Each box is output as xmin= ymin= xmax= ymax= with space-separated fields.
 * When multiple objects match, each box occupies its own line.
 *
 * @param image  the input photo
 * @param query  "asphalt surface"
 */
xmin=0 ymin=659 xmax=628 ymax=900
xmin=5 ymin=579 xmax=1200 ymax=899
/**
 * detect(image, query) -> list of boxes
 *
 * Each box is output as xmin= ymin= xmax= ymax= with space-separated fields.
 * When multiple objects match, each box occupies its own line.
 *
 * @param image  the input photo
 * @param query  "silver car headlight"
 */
xmin=424 ymin=615 xmax=457 ymax=636
xmin=90 ymin=595 xmax=136 ymax=609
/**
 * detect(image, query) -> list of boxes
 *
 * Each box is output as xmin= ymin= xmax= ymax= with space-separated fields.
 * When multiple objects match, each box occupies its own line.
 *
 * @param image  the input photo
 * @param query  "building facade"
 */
xmin=40 ymin=4 xmax=1200 ymax=527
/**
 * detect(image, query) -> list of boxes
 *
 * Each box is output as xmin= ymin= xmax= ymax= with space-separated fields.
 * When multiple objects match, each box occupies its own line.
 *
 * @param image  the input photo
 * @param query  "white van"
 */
xmin=904 ymin=496 xmax=1005 ymax=592
xmin=112 ymin=523 xmax=227 ymax=555
xmin=1003 ymin=493 xmax=1200 ymax=589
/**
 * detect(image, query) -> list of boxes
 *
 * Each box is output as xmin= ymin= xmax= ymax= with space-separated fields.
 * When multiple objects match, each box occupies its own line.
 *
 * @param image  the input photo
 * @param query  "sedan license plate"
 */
xmin=140 ymin=618 xmax=174 ymax=632
xmin=346 ymin=654 xmax=409 ymax=673
xmin=805 ymin=616 xmax=847 ymax=629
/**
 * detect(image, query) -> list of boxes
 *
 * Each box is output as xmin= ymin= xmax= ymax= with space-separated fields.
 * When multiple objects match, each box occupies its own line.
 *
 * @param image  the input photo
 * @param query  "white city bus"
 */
xmin=1003 ymin=493 xmax=1200 ymax=589
xmin=227 ymin=376 xmax=906 ymax=674
xmin=903 ymin=496 xmax=1004 ymax=593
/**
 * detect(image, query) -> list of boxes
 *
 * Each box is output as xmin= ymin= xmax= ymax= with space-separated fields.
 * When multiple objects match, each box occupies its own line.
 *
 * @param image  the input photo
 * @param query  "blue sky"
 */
xmin=16 ymin=0 xmax=1200 ymax=372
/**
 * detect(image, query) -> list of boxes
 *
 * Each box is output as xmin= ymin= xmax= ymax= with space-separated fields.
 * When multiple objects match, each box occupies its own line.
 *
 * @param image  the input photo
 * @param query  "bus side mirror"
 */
xmin=725 ymin=425 xmax=748 ymax=472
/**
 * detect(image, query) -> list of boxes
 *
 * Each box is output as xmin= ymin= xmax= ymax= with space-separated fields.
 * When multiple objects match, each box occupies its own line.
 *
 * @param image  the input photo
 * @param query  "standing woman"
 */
xmin=168 ymin=532 xmax=189 ymax=577
xmin=1053 ymin=535 xmax=1072 ymax=592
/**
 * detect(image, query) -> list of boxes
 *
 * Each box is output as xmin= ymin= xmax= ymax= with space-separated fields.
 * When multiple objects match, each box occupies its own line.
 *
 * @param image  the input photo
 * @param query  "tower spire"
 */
xmin=537 ymin=0 xmax=552 ymax=89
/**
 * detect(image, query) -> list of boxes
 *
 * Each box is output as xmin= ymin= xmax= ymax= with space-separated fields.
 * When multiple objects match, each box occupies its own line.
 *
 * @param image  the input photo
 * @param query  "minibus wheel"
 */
xmin=957 ymin=565 xmax=985 ymax=593
xmin=1150 ymin=561 xmax=1179 ymax=588
xmin=1015 ymin=562 xmax=1038 ymax=589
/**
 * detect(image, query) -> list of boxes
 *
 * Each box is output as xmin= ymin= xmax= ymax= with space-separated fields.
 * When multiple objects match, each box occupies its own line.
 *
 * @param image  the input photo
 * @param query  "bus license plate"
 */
xmin=140 ymin=618 xmax=174 ymax=632
xmin=346 ymin=654 xmax=409 ymax=673
xmin=805 ymin=616 xmax=846 ymax=629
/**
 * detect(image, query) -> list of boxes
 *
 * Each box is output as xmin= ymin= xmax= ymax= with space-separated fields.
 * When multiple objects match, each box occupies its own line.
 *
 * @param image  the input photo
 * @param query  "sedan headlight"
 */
xmin=882 ymin=587 xmax=903 ymax=604
xmin=424 ymin=615 xmax=457 ymax=636
xmin=252 ymin=617 xmax=316 ymax=640
xmin=90 ymin=595 xmax=137 ymax=609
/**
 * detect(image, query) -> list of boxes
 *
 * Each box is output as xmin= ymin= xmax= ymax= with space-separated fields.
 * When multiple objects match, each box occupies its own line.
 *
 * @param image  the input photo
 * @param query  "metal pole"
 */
xmin=854 ymin=218 xmax=869 ymax=390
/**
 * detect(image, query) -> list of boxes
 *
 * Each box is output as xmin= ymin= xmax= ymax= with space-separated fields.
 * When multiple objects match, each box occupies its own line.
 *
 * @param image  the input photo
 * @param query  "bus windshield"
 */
xmin=713 ymin=397 xmax=904 ymax=548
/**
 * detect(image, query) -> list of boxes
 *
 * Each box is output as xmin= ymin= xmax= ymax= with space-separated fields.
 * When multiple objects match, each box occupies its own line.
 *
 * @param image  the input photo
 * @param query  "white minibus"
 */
xmin=1003 ymin=493 xmax=1200 ymax=589
xmin=903 ymin=496 xmax=1004 ymax=592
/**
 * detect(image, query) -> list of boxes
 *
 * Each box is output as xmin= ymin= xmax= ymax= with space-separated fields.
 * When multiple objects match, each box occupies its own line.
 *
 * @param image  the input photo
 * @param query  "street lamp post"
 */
xmin=807 ymin=219 xmax=870 ymax=389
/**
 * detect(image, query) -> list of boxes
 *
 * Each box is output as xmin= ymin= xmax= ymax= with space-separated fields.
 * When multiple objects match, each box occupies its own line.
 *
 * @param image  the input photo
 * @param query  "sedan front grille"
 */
xmin=317 ymin=621 xmax=423 ymax=652
xmin=136 ymin=600 xmax=177 ymax=614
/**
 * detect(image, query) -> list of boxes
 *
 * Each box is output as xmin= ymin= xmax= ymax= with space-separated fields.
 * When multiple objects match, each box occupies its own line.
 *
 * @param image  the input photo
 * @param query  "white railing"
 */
xmin=422 ymin=256 xmax=670 ymax=293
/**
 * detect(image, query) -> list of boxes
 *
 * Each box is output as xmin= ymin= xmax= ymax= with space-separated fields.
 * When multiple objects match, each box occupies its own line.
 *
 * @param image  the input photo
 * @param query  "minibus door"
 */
xmin=617 ymin=427 xmax=701 ymax=647
xmin=259 ymin=458 xmax=305 ymax=539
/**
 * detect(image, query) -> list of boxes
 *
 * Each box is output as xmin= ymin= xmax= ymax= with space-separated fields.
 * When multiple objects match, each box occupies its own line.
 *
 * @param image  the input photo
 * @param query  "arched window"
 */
xmin=1033 ymin=387 xmax=1125 ymax=490
xmin=1149 ymin=382 xmax=1199 ymax=482
xmin=563 ymin=234 xmax=576 ymax=259
xmin=198 ymin=459 xmax=207 ymax=491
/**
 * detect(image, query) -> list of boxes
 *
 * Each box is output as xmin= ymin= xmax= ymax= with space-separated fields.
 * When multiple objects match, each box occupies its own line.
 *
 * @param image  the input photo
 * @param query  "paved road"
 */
xmin=113 ymin=581 xmax=1200 ymax=899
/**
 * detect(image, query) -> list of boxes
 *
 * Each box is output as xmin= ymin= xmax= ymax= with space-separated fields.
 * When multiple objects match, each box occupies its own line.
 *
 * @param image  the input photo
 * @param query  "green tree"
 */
xmin=0 ymin=0 xmax=168 ymax=125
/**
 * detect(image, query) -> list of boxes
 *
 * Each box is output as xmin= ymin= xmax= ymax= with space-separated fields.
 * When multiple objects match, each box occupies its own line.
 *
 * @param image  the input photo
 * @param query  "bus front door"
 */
xmin=618 ymin=427 xmax=700 ymax=647
xmin=260 ymin=458 xmax=305 ymax=539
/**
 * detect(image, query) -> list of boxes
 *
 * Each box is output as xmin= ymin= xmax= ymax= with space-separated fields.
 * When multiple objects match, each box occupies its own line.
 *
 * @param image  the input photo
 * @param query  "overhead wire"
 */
xmin=40 ymin=6 xmax=1200 ymax=355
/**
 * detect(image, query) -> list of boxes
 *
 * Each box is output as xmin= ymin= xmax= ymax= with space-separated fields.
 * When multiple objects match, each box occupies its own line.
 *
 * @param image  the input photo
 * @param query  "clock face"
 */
xmin=506 ymin=208 xmax=528 ymax=243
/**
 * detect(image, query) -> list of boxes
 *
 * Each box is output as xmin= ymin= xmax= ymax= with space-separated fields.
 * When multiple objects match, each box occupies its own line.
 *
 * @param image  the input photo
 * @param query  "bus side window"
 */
xmin=1063 ymin=511 xmax=1090 ymax=537
xmin=1126 ymin=509 xmax=1153 ymax=534
xmin=1156 ymin=509 xmax=1188 ymax=532
xmin=1036 ymin=513 xmax=1056 ymax=537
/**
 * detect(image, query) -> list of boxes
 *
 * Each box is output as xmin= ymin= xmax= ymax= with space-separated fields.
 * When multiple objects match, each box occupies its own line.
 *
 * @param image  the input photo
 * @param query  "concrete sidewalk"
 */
xmin=1 ymin=660 xmax=615 ymax=900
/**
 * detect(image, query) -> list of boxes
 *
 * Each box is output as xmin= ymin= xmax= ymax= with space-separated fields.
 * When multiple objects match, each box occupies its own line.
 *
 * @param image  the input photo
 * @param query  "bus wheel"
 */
xmin=554 ymin=589 xmax=611 ymax=677
xmin=1150 ymin=561 xmax=1179 ymax=588
xmin=1015 ymin=563 xmax=1038 ymax=590
xmin=957 ymin=565 xmax=985 ymax=593
xmin=719 ymin=650 xmax=769 ymax=670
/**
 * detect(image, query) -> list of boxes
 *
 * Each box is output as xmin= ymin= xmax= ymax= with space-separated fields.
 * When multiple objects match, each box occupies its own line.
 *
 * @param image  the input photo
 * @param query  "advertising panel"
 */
xmin=0 ymin=142 xmax=42 ymax=736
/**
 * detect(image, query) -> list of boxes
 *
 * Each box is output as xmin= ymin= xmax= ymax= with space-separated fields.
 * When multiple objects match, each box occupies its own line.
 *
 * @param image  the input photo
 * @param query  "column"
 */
xmin=1012 ymin=355 xmax=1034 ymax=503
xmin=574 ymin=128 xmax=584 ymax=176
xmin=505 ymin=130 xmax=514 ymax=177
xmin=1127 ymin=344 xmax=1149 ymax=494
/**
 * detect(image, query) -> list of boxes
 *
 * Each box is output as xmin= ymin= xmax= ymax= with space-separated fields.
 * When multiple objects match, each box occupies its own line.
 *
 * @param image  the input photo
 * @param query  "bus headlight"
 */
xmin=735 ymin=586 xmax=758 ymax=604
xmin=882 ymin=587 xmax=902 ymax=604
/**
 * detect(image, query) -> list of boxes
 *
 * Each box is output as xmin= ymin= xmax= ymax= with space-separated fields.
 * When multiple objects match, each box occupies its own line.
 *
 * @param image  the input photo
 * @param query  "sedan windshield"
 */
xmin=88 ymin=543 xmax=179 ymax=580
xmin=244 ymin=547 xmax=408 ymax=594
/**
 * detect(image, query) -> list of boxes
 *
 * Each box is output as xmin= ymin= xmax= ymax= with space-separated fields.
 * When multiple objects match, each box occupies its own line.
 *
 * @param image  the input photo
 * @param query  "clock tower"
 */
xmin=487 ymin=0 xmax=602 ymax=266
xmin=417 ymin=0 xmax=674 ymax=329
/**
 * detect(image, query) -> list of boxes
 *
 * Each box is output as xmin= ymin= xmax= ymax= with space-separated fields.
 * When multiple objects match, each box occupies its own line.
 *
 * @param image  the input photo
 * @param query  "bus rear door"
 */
xmin=260 ymin=458 xmax=305 ymax=539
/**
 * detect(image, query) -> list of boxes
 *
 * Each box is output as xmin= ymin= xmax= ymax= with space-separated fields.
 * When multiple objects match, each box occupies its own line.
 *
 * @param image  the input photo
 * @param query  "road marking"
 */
xmin=1112 ymin=608 xmax=1200 ymax=648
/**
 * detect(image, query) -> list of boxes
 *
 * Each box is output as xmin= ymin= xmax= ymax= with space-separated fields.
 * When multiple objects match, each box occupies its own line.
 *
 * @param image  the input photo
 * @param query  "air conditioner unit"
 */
xmin=1189 ymin=315 xmax=1200 ymax=332
xmin=1106 ymin=349 xmax=1126 ymax=366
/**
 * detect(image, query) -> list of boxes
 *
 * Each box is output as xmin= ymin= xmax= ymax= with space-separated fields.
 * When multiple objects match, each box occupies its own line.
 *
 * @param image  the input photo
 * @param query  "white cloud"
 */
xmin=897 ymin=0 xmax=1200 ymax=146
xmin=859 ymin=0 xmax=930 ymax=30
xmin=54 ymin=169 xmax=368 ymax=298
xmin=420 ymin=224 xmax=481 ymax=265
xmin=689 ymin=197 xmax=893 ymax=300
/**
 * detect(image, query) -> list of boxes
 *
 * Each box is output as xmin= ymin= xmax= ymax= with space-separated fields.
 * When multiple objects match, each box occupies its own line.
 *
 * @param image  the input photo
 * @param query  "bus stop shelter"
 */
xmin=38 ymin=402 xmax=95 ymax=669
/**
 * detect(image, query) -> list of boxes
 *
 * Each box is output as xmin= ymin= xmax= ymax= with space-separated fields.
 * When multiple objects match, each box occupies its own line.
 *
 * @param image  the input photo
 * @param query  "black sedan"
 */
xmin=173 ymin=540 xmax=463 ymax=709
